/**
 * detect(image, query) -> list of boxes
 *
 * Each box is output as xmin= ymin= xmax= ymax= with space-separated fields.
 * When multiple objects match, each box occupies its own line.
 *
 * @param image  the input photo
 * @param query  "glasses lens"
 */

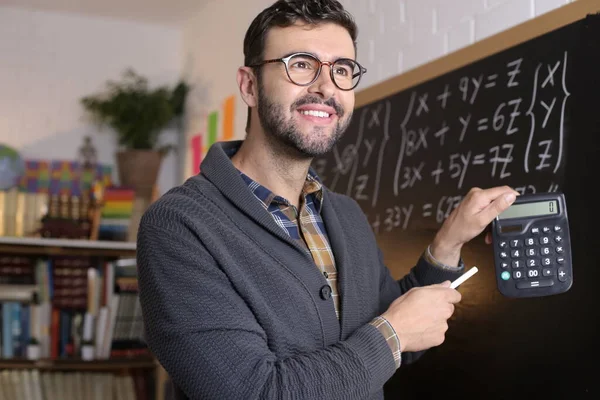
xmin=287 ymin=54 xmax=320 ymax=85
xmin=332 ymin=59 xmax=362 ymax=90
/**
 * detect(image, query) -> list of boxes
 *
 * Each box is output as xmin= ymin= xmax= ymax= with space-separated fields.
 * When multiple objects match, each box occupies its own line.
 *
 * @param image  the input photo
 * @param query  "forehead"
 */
xmin=263 ymin=22 xmax=356 ymax=60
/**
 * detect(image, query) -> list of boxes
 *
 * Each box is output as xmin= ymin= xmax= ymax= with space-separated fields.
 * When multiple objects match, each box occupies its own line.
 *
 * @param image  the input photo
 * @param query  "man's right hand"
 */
xmin=381 ymin=282 xmax=462 ymax=353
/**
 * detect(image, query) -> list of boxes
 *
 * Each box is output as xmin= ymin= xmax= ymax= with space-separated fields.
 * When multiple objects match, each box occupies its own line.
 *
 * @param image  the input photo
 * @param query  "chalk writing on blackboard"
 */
xmin=314 ymin=49 xmax=570 ymax=233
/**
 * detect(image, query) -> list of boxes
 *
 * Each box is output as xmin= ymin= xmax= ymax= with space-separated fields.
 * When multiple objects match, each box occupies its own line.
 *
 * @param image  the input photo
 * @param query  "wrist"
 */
xmin=429 ymin=238 xmax=462 ymax=267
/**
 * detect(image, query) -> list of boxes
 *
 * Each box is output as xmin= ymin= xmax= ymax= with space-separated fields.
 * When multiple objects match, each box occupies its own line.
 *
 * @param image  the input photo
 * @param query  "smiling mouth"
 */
xmin=299 ymin=110 xmax=332 ymax=118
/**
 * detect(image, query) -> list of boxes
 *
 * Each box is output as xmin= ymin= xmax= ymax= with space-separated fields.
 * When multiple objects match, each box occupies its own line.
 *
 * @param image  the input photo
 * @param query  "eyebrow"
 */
xmin=279 ymin=51 xmax=356 ymax=61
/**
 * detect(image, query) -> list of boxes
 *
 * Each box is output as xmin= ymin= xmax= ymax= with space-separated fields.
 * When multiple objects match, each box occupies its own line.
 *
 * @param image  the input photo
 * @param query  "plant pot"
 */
xmin=115 ymin=150 xmax=163 ymax=197
xmin=26 ymin=344 xmax=41 ymax=360
xmin=81 ymin=344 xmax=95 ymax=361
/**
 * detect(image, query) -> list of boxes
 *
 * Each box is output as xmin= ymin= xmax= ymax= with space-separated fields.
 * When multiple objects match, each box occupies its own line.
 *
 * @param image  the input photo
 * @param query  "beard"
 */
xmin=257 ymin=83 xmax=352 ymax=158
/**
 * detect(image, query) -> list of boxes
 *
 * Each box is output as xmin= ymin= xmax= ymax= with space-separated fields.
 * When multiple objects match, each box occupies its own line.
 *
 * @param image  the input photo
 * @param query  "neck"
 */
xmin=231 ymin=130 xmax=312 ymax=209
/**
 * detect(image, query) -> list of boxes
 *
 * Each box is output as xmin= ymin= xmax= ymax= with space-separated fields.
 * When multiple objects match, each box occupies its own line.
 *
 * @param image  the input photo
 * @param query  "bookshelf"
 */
xmin=0 ymin=236 xmax=167 ymax=400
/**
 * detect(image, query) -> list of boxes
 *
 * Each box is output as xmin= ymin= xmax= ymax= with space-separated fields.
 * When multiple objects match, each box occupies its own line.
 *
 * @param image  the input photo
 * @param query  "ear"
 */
xmin=237 ymin=66 xmax=258 ymax=108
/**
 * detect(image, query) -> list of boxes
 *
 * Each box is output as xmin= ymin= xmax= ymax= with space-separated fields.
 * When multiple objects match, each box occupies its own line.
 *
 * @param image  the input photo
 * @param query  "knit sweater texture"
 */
xmin=136 ymin=140 xmax=462 ymax=400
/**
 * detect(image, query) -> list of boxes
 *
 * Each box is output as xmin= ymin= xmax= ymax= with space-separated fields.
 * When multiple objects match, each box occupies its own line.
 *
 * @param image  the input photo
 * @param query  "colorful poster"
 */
xmin=223 ymin=96 xmax=235 ymax=141
xmin=207 ymin=111 xmax=219 ymax=149
xmin=190 ymin=134 xmax=203 ymax=175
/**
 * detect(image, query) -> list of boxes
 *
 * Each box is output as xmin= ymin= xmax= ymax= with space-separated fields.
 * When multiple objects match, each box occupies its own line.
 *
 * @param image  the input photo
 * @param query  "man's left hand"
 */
xmin=430 ymin=186 xmax=519 ymax=266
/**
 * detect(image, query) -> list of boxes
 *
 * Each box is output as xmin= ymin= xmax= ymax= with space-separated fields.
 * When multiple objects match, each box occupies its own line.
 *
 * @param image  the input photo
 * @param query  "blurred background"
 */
xmin=0 ymin=1 xmax=582 ymax=400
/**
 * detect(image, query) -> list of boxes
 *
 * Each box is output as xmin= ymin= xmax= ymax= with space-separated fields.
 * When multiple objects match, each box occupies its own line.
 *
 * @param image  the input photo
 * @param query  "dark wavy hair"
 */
xmin=242 ymin=0 xmax=358 ymax=131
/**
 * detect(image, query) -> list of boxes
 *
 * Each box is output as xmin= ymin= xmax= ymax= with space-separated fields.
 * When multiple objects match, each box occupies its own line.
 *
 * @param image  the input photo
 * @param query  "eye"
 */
xmin=333 ymin=66 xmax=350 ymax=76
xmin=333 ymin=60 xmax=356 ymax=78
xmin=291 ymin=61 xmax=312 ymax=69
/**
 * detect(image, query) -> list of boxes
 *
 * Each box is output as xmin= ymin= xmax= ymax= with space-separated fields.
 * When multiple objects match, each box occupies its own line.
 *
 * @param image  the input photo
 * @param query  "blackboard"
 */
xmin=313 ymin=2 xmax=600 ymax=399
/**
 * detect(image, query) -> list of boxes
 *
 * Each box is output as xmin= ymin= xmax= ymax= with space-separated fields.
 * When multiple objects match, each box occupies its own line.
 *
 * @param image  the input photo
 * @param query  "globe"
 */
xmin=0 ymin=144 xmax=25 ymax=190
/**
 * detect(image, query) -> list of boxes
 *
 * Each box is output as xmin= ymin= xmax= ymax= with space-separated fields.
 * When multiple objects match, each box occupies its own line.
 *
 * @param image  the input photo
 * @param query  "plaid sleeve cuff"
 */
xmin=369 ymin=316 xmax=401 ymax=369
xmin=424 ymin=244 xmax=464 ymax=272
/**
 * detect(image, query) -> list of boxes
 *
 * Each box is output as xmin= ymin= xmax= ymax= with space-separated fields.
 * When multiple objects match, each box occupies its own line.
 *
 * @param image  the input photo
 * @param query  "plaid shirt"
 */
xmin=239 ymin=170 xmax=402 ymax=369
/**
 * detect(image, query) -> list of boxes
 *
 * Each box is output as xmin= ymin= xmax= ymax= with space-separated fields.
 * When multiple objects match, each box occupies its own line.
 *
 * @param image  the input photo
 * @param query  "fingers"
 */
xmin=468 ymin=185 xmax=519 ymax=204
xmin=447 ymin=289 xmax=462 ymax=304
xmin=477 ymin=190 xmax=517 ymax=224
xmin=485 ymin=232 xmax=492 ymax=244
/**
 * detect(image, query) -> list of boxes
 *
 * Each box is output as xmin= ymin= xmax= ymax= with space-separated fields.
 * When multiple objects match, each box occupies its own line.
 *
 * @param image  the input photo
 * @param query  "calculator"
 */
xmin=491 ymin=192 xmax=572 ymax=298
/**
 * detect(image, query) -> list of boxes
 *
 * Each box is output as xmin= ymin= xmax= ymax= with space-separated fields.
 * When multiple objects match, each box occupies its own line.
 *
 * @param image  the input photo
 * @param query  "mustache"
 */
xmin=292 ymin=95 xmax=344 ymax=117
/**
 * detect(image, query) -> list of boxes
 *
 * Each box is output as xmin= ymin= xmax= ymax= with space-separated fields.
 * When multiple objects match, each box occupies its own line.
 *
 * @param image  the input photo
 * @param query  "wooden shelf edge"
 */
xmin=0 ymin=236 xmax=136 ymax=250
xmin=0 ymin=236 xmax=136 ymax=257
xmin=0 ymin=357 xmax=157 ymax=371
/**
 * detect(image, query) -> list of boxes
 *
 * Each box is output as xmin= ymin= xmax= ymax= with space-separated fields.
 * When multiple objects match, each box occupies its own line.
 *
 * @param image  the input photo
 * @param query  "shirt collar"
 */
xmin=238 ymin=170 xmax=324 ymax=213
xmin=224 ymin=140 xmax=325 ymax=212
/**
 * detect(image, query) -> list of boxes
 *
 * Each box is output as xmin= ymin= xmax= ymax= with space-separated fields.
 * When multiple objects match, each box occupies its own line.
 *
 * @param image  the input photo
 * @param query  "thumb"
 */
xmin=438 ymin=280 xmax=452 ymax=288
xmin=479 ymin=191 xmax=517 ymax=223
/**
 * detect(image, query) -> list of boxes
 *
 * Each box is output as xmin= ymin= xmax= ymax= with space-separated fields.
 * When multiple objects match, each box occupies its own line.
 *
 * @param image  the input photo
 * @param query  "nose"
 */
xmin=307 ymin=63 xmax=336 ymax=100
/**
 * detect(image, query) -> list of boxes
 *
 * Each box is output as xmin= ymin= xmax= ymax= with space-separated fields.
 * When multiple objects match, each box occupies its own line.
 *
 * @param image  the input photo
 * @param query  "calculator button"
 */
xmin=498 ymin=240 xmax=508 ymax=249
xmin=554 ymin=225 xmax=562 ymax=232
xmin=527 ymin=259 xmax=537 ymax=267
xmin=531 ymin=227 xmax=540 ymax=234
xmin=556 ymin=246 xmax=564 ymax=254
xmin=501 ymin=271 xmax=510 ymax=280
xmin=526 ymin=248 xmax=536 ymax=257
xmin=527 ymin=269 xmax=541 ymax=278
xmin=542 ymin=258 xmax=552 ymax=266
xmin=500 ymin=261 xmax=509 ymax=269
xmin=525 ymin=238 xmax=535 ymax=246
xmin=542 ymin=268 xmax=553 ymax=276
xmin=510 ymin=239 xmax=521 ymax=248
xmin=512 ymin=260 xmax=523 ymax=269
xmin=542 ymin=226 xmax=551 ymax=233
xmin=539 ymin=247 xmax=552 ymax=256
xmin=556 ymin=257 xmax=565 ymax=264
xmin=558 ymin=267 xmax=568 ymax=282
xmin=499 ymin=251 xmax=508 ymax=259
xmin=539 ymin=236 xmax=550 ymax=245
xmin=555 ymin=235 xmax=562 ymax=243
xmin=516 ymin=279 xmax=554 ymax=289
xmin=510 ymin=249 xmax=522 ymax=258
xmin=513 ymin=270 xmax=524 ymax=279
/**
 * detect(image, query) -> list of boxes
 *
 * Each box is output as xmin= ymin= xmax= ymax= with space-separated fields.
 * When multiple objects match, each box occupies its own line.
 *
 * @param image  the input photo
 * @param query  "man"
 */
xmin=136 ymin=1 xmax=518 ymax=399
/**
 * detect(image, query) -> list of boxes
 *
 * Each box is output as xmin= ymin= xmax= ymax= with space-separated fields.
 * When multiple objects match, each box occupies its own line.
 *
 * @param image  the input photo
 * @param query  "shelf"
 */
xmin=0 ymin=357 xmax=156 ymax=371
xmin=0 ymin=236 xmax=136 ymax=257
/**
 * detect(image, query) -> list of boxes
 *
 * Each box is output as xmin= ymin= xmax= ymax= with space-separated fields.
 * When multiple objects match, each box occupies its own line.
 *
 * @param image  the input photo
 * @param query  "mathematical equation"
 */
xmin=315 ymin=52 xmax=570 ymax=216
xmin=365 ymin=182 xmax=560 ymax=234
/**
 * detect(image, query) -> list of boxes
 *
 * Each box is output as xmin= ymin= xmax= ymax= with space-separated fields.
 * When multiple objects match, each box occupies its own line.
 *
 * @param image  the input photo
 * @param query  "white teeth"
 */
xmin=300 ymin=110 xmax=330 ymax=118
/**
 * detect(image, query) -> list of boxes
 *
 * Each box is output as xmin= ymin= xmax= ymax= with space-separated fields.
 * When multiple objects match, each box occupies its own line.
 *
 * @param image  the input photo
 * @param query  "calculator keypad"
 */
xmin=499 ymin=224 xmax=568 ymax=289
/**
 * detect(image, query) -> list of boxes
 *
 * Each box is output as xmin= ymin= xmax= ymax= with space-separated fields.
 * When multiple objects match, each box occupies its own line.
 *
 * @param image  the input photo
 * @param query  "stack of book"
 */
xmin=97 ymin=187 xmax=135 ymax=242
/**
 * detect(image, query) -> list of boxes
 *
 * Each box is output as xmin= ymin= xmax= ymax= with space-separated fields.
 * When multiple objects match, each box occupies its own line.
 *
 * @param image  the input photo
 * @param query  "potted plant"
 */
xmin=80 ymin=68 xmax=190 ymax=198
xmin=26 ymin=337 xmax=41 ymax=360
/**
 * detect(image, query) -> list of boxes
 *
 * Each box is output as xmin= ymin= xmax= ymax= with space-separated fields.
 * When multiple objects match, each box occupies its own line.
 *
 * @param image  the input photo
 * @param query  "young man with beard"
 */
xmin=136 ymin=1 xmax=519 ymax=399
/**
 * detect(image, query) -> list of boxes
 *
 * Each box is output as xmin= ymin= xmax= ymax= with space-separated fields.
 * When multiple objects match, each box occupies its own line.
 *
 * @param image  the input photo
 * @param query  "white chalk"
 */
xmin=450 ymin=266 xmax=479 ymax=289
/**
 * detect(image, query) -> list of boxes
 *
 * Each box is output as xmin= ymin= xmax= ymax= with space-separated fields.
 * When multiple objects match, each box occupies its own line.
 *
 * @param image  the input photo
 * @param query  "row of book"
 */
xmin=0 ymin=369 xmax=152 ymax=400
xmin=0 ymin=185 xmax=135 ymax=241
xmin=1 ymin=255 xmax=146 ymax=360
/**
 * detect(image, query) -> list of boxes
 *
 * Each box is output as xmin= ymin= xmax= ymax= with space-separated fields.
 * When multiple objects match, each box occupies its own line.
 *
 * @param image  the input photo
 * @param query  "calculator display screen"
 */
xmin=498 ymin=200 xmax=558 ymax=220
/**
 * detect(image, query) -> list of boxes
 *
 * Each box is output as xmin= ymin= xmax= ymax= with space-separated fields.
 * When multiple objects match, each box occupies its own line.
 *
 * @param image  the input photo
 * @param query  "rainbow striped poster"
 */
xmin=189 ymin=95 xmax=236 ymax=175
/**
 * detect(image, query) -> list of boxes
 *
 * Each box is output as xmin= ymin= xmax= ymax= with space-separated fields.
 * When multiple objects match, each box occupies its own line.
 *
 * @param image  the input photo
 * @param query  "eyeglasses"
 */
xmin=249 ymin=52 xmax=367 ymax=91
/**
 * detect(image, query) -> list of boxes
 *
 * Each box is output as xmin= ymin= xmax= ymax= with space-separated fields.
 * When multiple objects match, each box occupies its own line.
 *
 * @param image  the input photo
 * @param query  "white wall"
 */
xmin=0 ymin=7 xmax=182 ymax=194
xmin=181 ymin=0 xmax=574 ymax=178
